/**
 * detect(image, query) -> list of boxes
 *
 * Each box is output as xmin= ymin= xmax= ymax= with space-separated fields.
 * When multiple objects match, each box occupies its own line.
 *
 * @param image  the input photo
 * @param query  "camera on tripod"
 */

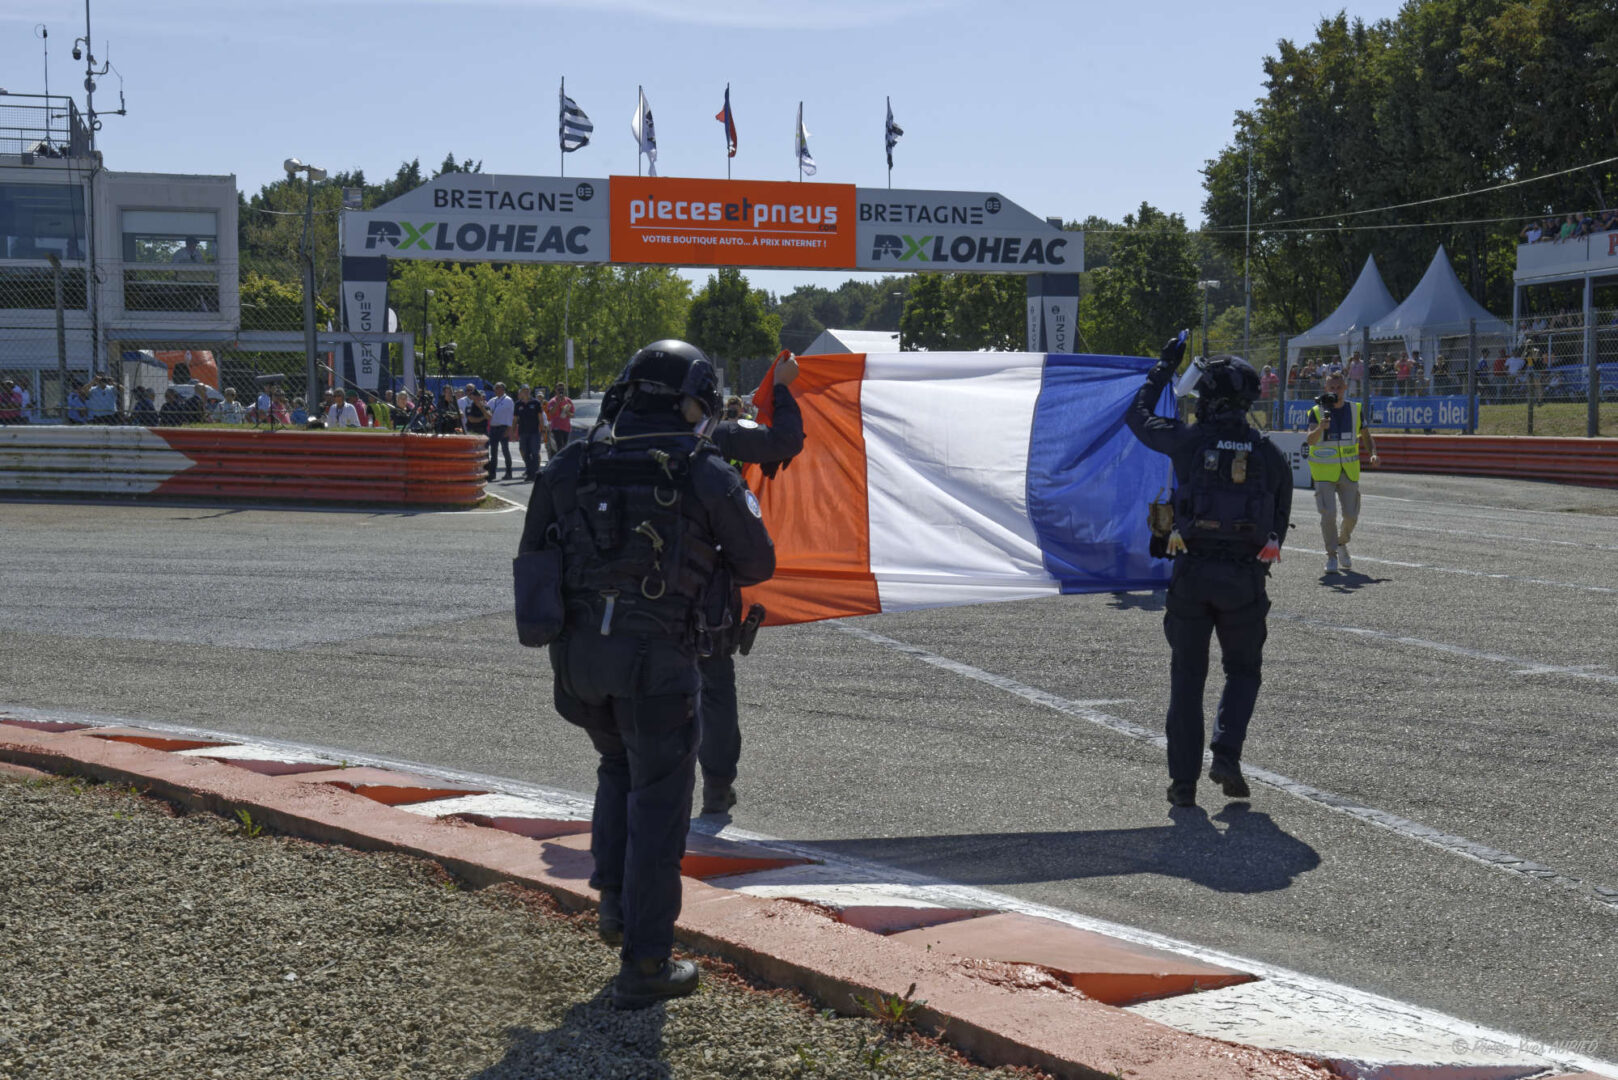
xmin=436 ymin=342 xmax=457 ymax=364
xmin=1315 ymin=392 xmax=1339 ymax=407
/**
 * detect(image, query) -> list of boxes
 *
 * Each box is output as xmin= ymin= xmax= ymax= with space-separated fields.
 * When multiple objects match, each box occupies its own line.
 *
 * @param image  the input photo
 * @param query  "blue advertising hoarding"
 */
xmin=1283 ymin=396 xmax=1471 ymax=430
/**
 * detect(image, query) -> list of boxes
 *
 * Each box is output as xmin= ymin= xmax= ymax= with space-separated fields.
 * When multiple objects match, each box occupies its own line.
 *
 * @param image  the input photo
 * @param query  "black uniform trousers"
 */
xmin=487 ymin=425 xmax=512 ymax=478
xmin=1162 ymin=556 xmax=1270 ymax=785
xmin=550 ymin=627 xmax=699 ymax=963
xmin=697 ymin=653 xmax=740 ymax=788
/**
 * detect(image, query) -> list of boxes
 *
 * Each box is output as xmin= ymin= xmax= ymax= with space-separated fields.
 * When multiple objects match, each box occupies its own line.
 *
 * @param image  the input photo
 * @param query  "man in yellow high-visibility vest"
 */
xmin=1304 ymin=373 xmax=1379 ymax=574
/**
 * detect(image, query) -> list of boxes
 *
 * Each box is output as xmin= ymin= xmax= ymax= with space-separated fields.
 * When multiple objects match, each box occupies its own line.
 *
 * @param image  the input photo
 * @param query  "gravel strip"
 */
xmin=0 ymin=774 xmax=1046 ymax=1080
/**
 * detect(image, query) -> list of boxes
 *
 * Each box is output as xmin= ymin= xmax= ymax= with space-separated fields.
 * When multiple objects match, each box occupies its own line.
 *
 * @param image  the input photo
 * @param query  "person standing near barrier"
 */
xmin=695 ymin=353 xmax=804 ymax=816
xmin=485 ymin=382 xmax=515 ymax=481
xmin=1305 ymin=372 xmax=1378 ymax=574
xmin=546 ymin=383 xmax=575 ymax=452
xmin=1127 ymin=336 xmax=1291 ymax=808
xmin=87 ymin=375 xmax=119 ymax=424
xmin=518 ymin=339 xmax=774 ymax=1008
xmin=514 ymin=385 xmax=545 ymax=481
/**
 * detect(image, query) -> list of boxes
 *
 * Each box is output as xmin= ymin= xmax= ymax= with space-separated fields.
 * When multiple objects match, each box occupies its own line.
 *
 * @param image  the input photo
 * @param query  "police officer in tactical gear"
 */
xmin=1126 ymin=336 xmax=1292 ymax=808
xmin=695 ymin=354 xmax=804 ymax=815
xmin=519 ymin=339 xmax=774 ymax=1008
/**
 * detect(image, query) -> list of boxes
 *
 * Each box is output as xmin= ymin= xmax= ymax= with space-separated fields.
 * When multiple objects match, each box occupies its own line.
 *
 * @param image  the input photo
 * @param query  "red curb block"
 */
xmin=0 ymin=717 xmax=95 ymax=734
xmin=891 ymin=912 xmax=1256 ymax=1008
xmin=281 ymin=766 xmax=490 ymax=806
xmin=0 ymin=726 xmax=1338 ymax=1080
xmin=447 ymin=815 xmax=594 ymax=841
xmin=80 ymin=727 xmax=233 ymax=753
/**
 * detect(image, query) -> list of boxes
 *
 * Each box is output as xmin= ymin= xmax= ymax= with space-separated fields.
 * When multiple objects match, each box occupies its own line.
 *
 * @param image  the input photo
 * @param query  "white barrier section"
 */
xmin=0 ymin=427 xmax=194 ymax=496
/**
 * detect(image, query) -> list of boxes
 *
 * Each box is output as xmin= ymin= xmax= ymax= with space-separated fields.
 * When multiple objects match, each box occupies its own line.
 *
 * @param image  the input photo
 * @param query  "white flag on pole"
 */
xmin=795 ymin=101 xmax=816 ymax=177
xmin=631 ymin=86 xmax=658 ymax=176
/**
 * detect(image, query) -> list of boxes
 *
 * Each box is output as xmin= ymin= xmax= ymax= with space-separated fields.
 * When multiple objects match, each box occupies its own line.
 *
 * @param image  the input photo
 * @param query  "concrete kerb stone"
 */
xmin=0 ymin=724 xmax=1339 ymax=1080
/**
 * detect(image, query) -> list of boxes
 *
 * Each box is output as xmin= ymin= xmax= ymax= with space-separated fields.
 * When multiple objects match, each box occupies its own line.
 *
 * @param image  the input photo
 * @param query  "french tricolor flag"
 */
xmin=741 ymin=351 xmax=1176 ymax=626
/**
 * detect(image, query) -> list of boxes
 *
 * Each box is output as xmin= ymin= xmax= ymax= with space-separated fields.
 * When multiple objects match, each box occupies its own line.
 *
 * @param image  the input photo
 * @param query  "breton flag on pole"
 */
xmin=716 ymin=84 xmax=738 ymax=157
xmin=885 ymin=96 xmax=904 ymax=169
xmin=738 ymin=351 xmax=1174 ymax=625
xmin=560 ymin=83 xmax=593 ymax=153
xmin=631 ymin=86 xmax=658 ymax=175
xmin=795 ymin=102 xmax=817 ymax=177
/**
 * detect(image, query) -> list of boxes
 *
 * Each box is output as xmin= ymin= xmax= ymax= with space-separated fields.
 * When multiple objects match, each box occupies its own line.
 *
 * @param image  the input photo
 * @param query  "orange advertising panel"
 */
xmin=610 ymin=176 xmax=856 ymax=268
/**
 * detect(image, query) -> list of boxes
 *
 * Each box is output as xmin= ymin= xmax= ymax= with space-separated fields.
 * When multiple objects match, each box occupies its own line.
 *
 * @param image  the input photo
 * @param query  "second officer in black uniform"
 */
xmin=1126 ymin=336 xmax=1291 ymax=808
xmin=697 ymin=354 xmax=804 ymax=815
xmin=519 ymin=340 xmax=774 ymax=1008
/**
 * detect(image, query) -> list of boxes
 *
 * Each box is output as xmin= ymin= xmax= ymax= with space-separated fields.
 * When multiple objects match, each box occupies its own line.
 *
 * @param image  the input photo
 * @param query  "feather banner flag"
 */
xmin=631 ymin=86 xmax=657 ymax=176
xmin=559 ymin=80 xmax=593 ymax=152
xmin=885 ymin=96 xmax=904 ymax=170
xmin=795 ymin=101 xmax=816 ymax=178
xmin=715 ymin=84 xmax=738 ymax=158
xmin=739 ymin=351 xmax=1176 ymax=626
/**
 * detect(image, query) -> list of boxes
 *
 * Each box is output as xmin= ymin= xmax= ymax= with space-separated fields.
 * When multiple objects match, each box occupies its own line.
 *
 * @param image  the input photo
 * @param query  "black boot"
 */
xmin=1208 ymin=758 xmax=1251 ymax=799
xmin=613 ymin=957 xmax=699 ymax=1010
xmin=700 ymin=783 xmax=737 ymax=816
xmin=1166 ymin=781 xmax=1197 ymax=807
xmin=597 ymin=888 xmax=624 ymax=947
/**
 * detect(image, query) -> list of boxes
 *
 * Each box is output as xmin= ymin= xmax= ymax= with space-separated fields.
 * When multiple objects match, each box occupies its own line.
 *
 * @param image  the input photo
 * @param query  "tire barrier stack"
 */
xmin=0 ymin=426 xmax=489 ymax=508
xmin=1369 ymin=434 xmax=1618 ymax=489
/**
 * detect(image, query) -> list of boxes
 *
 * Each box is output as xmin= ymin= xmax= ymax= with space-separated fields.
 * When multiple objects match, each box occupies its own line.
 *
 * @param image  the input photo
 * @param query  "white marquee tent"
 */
xmin=1286 ymin=254 xmax=1399 ymax=367
xmin=1369 ymin=246 xmax=1511 ymax=368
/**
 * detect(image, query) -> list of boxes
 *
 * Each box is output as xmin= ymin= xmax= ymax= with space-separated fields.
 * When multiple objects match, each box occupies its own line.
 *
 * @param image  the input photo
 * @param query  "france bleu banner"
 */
xmin=1283 ymin=396 xmax=1470 ymax=430
xmin=740 ymin=352 xmax=1176 ymax=626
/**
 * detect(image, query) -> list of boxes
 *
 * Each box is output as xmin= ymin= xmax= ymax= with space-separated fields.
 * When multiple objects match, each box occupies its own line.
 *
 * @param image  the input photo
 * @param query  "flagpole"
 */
xmin=726 ymin=83 xmax=731 ymax=181
xmin=637 ymin=86 xmax=643 ymax=177
xmin=559 ymin=77 xmax=565 ymax=179
xmin=797 ymin=102 xmax=803 ymax=182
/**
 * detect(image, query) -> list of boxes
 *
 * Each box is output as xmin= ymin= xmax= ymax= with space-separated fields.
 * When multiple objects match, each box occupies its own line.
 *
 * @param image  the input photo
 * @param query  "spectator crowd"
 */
xmin=1520 ymin=209 xmax=1618 ymax=244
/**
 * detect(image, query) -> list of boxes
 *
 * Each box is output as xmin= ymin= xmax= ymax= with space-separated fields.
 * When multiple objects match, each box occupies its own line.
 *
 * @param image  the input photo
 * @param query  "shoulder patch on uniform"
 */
xmin=744 ymin=490 xmax=762 ymax=518
xmin=736 ymin=418 xmax=760 ymax=430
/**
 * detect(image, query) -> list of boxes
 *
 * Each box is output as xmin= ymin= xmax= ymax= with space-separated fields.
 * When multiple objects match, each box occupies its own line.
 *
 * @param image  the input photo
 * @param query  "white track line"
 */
xmin=828 ymin=625 xmax=1618 ymax=913
xmin=1355 ymin=517 xmax=1618 ymax=552
xmin=3 ymin=702 xmax=1612 ymax=1077
xmin=1289 ymin=545 xmax=1617 ymax=595
xmin=1273 ymin=613 xmax=1618 ymax=684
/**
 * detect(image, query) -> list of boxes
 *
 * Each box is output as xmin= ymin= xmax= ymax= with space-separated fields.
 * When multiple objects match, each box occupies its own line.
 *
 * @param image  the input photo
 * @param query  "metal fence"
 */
xmin=0 ymin=262 xmax=414 ymax=427
xmin=1201 ymin=310 xmax=1614 ymax=437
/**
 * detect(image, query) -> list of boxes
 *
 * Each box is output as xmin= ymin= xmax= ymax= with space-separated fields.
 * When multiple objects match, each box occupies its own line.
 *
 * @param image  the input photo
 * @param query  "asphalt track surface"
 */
xmin=2 ymin=472 xmax=1616 ymax=1055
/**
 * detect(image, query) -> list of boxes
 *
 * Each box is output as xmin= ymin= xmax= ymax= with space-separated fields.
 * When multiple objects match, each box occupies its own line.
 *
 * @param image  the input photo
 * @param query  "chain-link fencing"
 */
xmin=1198 ymin=310 xmax=1613 ymax=437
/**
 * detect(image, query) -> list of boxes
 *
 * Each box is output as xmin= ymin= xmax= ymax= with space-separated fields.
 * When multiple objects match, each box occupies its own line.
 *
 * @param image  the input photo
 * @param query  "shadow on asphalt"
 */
xmin=1106 ymin=590 xmax=1167 ymax=612
xmin=1317 ymin=571 xmax=1390 ymax=593
xmin=791 ymin=804 xmax=1320 ymax=894
xmin=465 ymin=987 xmax=670 ymax=1079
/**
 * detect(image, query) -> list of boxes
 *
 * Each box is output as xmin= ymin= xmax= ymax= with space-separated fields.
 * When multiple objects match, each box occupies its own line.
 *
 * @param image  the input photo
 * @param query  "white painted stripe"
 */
xmin=1291 ymin=545 xmax=1617 ymax=595
xmin=1362 ymin=491 xmax=1618 ymax=521
xmin=1354 ymin=517 xmax=1618 ymax=552
xmin=860 ymin=353 xmax=1056 ymax=611
xmin=1275 ymin=612 xmax=1618 ymax=684
xmin=829 ymin=625 xmax=1618 ymax=913
xmin=1129 ymin=980 xmax=1560 ymax=1067
xmin=5 ymin=702 xmax=1613 ymax=1076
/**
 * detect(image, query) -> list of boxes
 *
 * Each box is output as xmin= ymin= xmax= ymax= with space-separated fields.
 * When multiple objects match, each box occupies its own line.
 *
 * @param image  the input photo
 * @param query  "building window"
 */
xmin=121 ymin=209 xmax=219 ymax=313
xmin=0 ymin=183 xmax=88 ymax=261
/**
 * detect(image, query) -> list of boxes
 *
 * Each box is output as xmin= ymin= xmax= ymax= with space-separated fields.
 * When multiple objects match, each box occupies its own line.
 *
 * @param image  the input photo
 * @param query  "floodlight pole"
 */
xmin=1243 ymin=136 xmax=1253 ymax=362
xmin=300 ymin=174 xmax=318 ymax=401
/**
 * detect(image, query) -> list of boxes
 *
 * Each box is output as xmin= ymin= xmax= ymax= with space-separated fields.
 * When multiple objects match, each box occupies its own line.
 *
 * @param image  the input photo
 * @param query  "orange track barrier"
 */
xmin=154 ymin=430 xmax=489 ymax=506
xmin=1368 ymin=435 xmax=1618 ymax=489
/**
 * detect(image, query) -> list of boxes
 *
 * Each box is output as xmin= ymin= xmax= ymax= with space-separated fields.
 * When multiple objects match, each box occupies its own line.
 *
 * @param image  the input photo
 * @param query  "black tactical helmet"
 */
xmin=619 ymin=339 xmax=722 ymax=417
xmin=1194 ymin=355 xmax=1261 ymax=415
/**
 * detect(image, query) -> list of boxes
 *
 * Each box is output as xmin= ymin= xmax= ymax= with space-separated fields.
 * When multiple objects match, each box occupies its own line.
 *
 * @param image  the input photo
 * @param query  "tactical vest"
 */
xmin=550 ymin=439 xmax=721 ymax=637
xmin=1175 ymin=425 xmax=1276 ymax=556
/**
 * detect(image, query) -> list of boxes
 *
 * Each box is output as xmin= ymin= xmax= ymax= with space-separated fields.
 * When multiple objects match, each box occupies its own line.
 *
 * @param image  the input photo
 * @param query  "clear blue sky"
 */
xmin=2 ymin=0 xmax=1405 ymax=297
